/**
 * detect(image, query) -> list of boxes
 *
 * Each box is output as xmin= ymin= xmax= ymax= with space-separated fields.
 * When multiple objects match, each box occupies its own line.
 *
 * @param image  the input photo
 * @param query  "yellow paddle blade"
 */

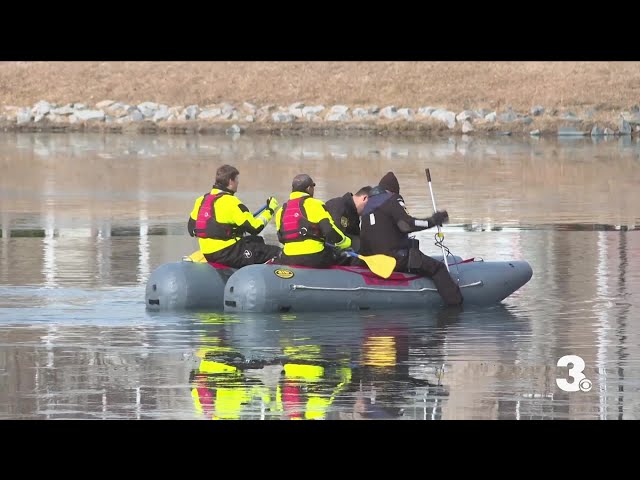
xmin=185 ymin=250 xmax=207 ymax=263
xmin=357 ymin=253 xmax=396 ymax=279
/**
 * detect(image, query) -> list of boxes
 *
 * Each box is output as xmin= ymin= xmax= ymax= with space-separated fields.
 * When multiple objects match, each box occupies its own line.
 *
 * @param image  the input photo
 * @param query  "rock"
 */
xmin=462 ymin=120 xmax=474 ymax=133
xmin=16 ymin=108 xmax=32 ymax=124
xmin=152 ymin=108 xmax=171 ymax=122
xmin=199 ymin=108 xmax=222 ymax=119
xmin=431 ymin=109 xmax=456 ymax=129
xmin=326 ymin=112 xmax=350 ymax=122
xmin=330 ymin=105 xmax=349 ymax=114
xmin=456 ymin=110 xmax=478 ymax=122
xmin=380 ymin=106 xmax=398 ymax=119
xmin=484 ymin=112 xmax=497 ymax=122
xmin=242 ymin=102 xmax=257 ymax=113
xmin=302 ymin=105 xmax=325 ymax=116
xmin=128 ymin=110 xmax=144 ymax=122
xmin=530 ymin=129 xmax=541 ymax=136
xmin=289 ymin=107 xmax=304 ymax=118
xmin=184 ymin=105 xmax=199 ymax=120
xmin=417 ymin=106 xmax=436 ymax=117
xmin=352 ymin=107 xmax=370 ymax=118
xmin=74 ymin=110 xmax=105 ymax=121
xmin=272 ymin=112 xmax=295 ymax=123
xmin=32 ymin=101 xmax=52 ymax=116
xmin=96 ymin=100 xmax=115 ymax=109
xmin=531 ymin=105 xmax=545 ymax=116
xmin=618 ymin=116 xmax=631 ymax=135
xmin=226 ymin=124 xmax=242 ymax=135
xmin=591 ymin=126 xmax=604 ymax=136
xmin=397 ymin=108 xmax=414 ymax=120
xmin=137 ymin=102 xmax=159 ymax=118
xmin=51 ymin=105 xmax=75 ymax=115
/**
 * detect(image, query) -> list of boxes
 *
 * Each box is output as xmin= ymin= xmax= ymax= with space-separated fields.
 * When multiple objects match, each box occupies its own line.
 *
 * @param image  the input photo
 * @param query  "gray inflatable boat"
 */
xmin=145 ymin=261 xmax=236 ymax=311
xmin=145 ymin=255 xmax=476 ymax=312
xmin=223 ymin=258 xmax=533 ymax=313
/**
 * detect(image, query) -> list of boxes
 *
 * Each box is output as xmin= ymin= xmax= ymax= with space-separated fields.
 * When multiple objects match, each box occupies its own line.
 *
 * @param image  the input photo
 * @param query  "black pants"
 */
xmin=204 ymin=236 xmax=282 ymax=268
xmin=396 ymin=248 xmax=463 ymax=306
xmin=277 ymin=245 xmax=337 ymax=268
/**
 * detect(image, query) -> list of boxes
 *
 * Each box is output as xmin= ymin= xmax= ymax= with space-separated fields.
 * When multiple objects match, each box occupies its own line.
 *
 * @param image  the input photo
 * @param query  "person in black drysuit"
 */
xmin=359 ymin=171 xmax=463 ymax=306
xmin=325 ymin=186 xmax=372 ymax=252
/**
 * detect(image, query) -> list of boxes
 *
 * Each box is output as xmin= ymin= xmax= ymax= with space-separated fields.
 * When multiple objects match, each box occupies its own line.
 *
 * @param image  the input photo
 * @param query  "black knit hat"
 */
xmin=378 ymin=171 xmax=400 ymax=194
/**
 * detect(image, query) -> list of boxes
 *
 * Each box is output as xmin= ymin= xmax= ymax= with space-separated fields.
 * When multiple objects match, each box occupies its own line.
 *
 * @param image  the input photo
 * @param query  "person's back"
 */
xmin=360 ymin=171 xmax=462 ymax=306
xmin=325 ymin=186 xmax=371 ymax=253
xmin=187 ymin=164 xmax=281 ymax=268
xmin=275 ymin=173 xmax=352 ymax=268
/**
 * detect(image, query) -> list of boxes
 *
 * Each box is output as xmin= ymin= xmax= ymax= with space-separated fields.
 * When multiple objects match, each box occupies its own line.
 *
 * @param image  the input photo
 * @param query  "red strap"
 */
xmin=207 ymin=261 xmax=233 ymax=269
xmin=449 ymin=257 xmax=475 ymax=265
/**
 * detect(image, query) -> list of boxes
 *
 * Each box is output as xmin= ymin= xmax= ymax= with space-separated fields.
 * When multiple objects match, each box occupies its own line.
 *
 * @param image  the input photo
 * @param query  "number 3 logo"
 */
xmin=556 ymin=355 xmax=592 ymax=392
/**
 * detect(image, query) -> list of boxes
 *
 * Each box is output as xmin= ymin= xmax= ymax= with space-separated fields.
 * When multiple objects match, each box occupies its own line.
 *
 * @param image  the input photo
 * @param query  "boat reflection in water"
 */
xmin=187 ymin=305 xmax=528 ymax=420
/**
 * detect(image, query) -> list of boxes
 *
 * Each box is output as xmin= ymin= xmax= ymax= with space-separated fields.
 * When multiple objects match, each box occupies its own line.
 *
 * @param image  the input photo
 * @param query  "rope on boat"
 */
xmin=290 ymin=280 xmax=483 ymax=293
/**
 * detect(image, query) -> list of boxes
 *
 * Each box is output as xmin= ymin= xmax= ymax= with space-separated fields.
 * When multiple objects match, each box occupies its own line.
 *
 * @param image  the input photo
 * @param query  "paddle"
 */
xmin=186 ymin=204 xmax=268 ymax=263
xmin=327 ymin=244 xmax=396 ymax=279
xmin=425 ymin=168 xmax=450 ymax=273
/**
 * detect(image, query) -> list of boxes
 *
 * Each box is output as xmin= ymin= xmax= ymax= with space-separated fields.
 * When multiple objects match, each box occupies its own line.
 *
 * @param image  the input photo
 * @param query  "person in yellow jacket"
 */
xmin=275 ymin=173 xmax=351 ymax=267
xmin=187 ymin=164 xmax=281 ymax=267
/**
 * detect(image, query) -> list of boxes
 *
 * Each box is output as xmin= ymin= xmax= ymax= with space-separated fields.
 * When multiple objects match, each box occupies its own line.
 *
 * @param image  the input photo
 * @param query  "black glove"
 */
xmin=429 ymin=210 xmax=449 ymax=227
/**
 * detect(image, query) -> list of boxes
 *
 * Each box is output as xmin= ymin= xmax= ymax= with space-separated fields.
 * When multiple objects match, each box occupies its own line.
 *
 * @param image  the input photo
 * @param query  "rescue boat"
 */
xmin=145 ymin=255 xmax=532 ymax=312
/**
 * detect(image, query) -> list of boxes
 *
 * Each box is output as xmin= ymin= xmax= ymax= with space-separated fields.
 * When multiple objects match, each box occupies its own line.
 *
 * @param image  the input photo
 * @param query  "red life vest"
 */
xmin=194 ymin=192 xmax=238 ymax=240
xmin=277 ymin=197 xmax=321 ymax=243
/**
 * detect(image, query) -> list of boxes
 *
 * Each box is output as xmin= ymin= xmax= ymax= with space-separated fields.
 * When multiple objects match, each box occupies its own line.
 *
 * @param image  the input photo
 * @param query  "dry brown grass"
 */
xmin=2 ymin=61 xmax=640 ymax=113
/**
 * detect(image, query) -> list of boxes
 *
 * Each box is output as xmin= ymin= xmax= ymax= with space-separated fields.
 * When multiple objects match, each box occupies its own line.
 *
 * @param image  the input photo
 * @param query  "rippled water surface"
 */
xmin=1 ymin=132 xmax=639 ymax=419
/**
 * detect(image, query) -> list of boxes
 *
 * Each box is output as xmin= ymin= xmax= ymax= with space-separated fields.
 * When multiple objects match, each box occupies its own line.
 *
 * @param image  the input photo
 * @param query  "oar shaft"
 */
xmin=425 ymin=168 xmax=450 ymax=272
xmin=254 ymin=204 xmax=268 ymax=216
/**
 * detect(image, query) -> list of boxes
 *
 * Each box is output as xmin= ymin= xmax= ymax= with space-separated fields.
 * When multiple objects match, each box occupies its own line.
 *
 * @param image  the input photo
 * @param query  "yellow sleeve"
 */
xmin=190 ymin=195 xmax=205 ymax=220
xmin=219 ymin=195 xmax=273 ymax=235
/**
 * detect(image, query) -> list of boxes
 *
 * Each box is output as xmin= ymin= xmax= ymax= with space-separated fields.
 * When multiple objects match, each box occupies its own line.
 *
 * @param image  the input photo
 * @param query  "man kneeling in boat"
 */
xmin=325 ymin=185 xmax=372 ymax=254
xmin=275 ymin=174 xmax=352 ymax=267
xmin=187 ymin=164 xmax=282 ymax=267
xmin=360 ymin=171 xmax=463 ymax=306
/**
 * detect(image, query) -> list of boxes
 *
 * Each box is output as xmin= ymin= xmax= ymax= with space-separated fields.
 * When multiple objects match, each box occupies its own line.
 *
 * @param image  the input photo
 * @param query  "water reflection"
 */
xmin=183 ymin=306 xmax=540 ymax=420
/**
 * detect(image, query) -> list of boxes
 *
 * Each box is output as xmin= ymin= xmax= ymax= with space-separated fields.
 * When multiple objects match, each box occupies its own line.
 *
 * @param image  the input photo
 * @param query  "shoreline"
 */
xmin=2 ymin=100 xmax=639 ymax=138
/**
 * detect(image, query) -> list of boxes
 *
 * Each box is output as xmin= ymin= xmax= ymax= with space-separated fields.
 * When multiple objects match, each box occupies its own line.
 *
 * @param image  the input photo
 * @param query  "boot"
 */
xmin=431 ymin=268 xmax=464 ymax=306
xmin=412 ymin=251 xmax=464 ymax=306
